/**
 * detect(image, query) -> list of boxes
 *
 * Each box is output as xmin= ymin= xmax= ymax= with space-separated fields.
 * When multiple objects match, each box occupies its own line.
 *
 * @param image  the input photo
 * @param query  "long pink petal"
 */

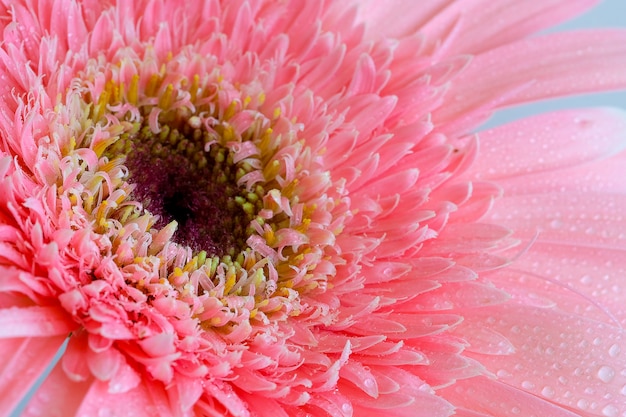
xmin=357 ymin=0 xmax=453 ymax=39
xmin=465 ymin=108 xmax=626 ymax=180
xmin=359 ymin=0 xmax=597 ymax=56
xmin=496 ymin=242 xmax=626 ymax=327
xmin=440 ymin=375 xmax=583 ymax=417
xmin=435 ymin=30 xmax=626 ymax=125
xmin=451 ymin=306 xmax=626 ymax=415
xmin=22 ymin=362 xmax=92 ymax=417
xmin=0 ymin=336 xmax=67 ymax=415
xmin=496 ymin=149 xmax=626 ymax=195
xmin=73 ymin=379 xmax=174 ymax=417
xmin=421 ymin=0 xmax=599 ymax=55
xmin=0 ymin=305 xmax=76 ymax=337
xmin=485 ymin=193 xmax=626 ymax=251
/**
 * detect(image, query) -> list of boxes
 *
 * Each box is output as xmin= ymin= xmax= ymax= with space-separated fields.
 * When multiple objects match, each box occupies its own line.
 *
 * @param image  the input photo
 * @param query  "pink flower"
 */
xmin=1 ymin=1 xmax=625 ymax=416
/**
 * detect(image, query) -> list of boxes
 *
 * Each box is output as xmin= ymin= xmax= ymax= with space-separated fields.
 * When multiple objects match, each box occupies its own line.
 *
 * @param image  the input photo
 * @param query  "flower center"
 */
xmin=52 ymin=56 xmax=345 ymax=351
xmin=114 ymin=119 xmax=258 ymax=255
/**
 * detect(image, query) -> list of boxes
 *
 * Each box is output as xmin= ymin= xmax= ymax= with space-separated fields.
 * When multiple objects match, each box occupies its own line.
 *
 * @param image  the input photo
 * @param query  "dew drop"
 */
xmin=541 ymin=386 xmax=555 ymax=398
xmin=550 ymin=219 xmax=563 ymax=229
xmin=577 ymin=399 xmax=589 ymax=409
xmin=496 ymin=369 xmax=512 ymax=378
xmin=601 ymin=404 xmax=619 ymax=417
xmin=521 ymin=380 xmax=535 ymax=390
xmin=98 ymin=409 xmax=113 ymax=417
xmin=597 ymin=365 xmax=616 ymax=383
xmin=609 ymin=344 xmax=620 ymax=358
xmin=38 ymin=392 xmax=51 ymax=404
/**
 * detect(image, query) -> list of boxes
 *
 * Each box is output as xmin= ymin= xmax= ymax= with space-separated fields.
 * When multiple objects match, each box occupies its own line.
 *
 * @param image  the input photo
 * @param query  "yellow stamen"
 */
xmin=159 ymin=84 xmax=174 ymax=109
xmin=128 ymin=74 xmax=140 ymax=104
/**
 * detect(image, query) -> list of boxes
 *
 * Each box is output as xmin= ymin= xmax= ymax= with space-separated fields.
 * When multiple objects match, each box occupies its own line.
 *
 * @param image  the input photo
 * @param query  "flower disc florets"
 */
xmin=47 ymin=46 xmax=349 ymax=393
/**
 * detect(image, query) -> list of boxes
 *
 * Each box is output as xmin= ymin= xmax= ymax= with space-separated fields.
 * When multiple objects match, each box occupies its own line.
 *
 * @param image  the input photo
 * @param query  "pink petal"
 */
xmin=486 ymin=192 xmax=626 ymax=250
xmin=453 ymin=305 xmax=626 ymax=415
xmin=496 ymin=242 xmax=626 ymax=327
xmin=496 ymin=147 xmax=626 ymax=196
xmin=0 ymin=336 xmax=67 ymax=414
xmin=23 ymin=361 xmax=92 ymax=417
xmin=0 ymin=305 xmax=76 ymax=337
xmin=87 ymin=346 xmax=123 ymax=381
xmin=422 ymin=0 xmax=599 ymax=55
xmin=466 ymin=108 xmax=626 ymax=180
xmin=397 ymin=281 xmax=510 ymax=312
xmin=440 ymin=376 xmax=582 ymax=417
xmin=436 ymin=30 xmax=626 ymax=125
xmin=357 ymin=0 xmax=451 ymax=39
xmin=73 ymin=379 xmax=172 ymax=417
xmin=62 ymin=335 xmax=91 ymax=382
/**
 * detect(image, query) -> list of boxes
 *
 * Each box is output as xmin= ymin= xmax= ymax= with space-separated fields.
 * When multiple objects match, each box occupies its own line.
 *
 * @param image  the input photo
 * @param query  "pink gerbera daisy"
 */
xmin=1 ymin=0 xmax=626 ymax=416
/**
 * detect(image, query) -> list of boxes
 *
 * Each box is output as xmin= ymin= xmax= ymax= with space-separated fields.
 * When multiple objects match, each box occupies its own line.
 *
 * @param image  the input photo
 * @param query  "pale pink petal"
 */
xmin=486 ymin=193 xmax=626 ymax=250
xmin=495 ymin=242 xmax=626 ymax=327
xmin=0 ymin=336 xmax=67 ymax=415
xmin=465 ymin=108 xmax=626 ymax=180
xmin=0 ymin=305 xmax=76 ymax=337
xmin=440 ymin=376 xmax=583 ymax=417
xmin=453 ymin=306 xmax=626 ymax=415
xmin=421 ymin=0 xmax=599 ymax=55
xmin=496 ymin=149 xmax=626 ymax=195
xmin=359 ymin=0 xmax=597 ymax=55
xmin=356 ymin=0 xmax=453 ymax=40
xmin=23 ymin=361 xmax=93 ymax=417
xmin=436 ymin=30 xmax=626 ymax=126
xmin=73 ymin=379 xmax=174 ymax=417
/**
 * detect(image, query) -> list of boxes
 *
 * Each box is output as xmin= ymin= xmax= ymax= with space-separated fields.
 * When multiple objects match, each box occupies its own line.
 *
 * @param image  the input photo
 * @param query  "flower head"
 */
xmin=1 ymin=1 xmax=626 ymax=416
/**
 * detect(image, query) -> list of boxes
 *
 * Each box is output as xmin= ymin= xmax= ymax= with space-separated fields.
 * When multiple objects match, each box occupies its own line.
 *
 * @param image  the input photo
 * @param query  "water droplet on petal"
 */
xmin=549 ymin=219 xmax=563 ymax=229
xmin=597 ymin=365 xmax=615 ymax=383
xmin=496 ymin=369 xmax=512 ymax=378
xmin=609 ymin=344 xmax=620 ymax=358
xmin=541 ymin=386 xmax=555 ymax=398
xmin=521 ymin=380 xmax=535 ymax=390
xmin=601 ymin=404 xmax=619 ymax=417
